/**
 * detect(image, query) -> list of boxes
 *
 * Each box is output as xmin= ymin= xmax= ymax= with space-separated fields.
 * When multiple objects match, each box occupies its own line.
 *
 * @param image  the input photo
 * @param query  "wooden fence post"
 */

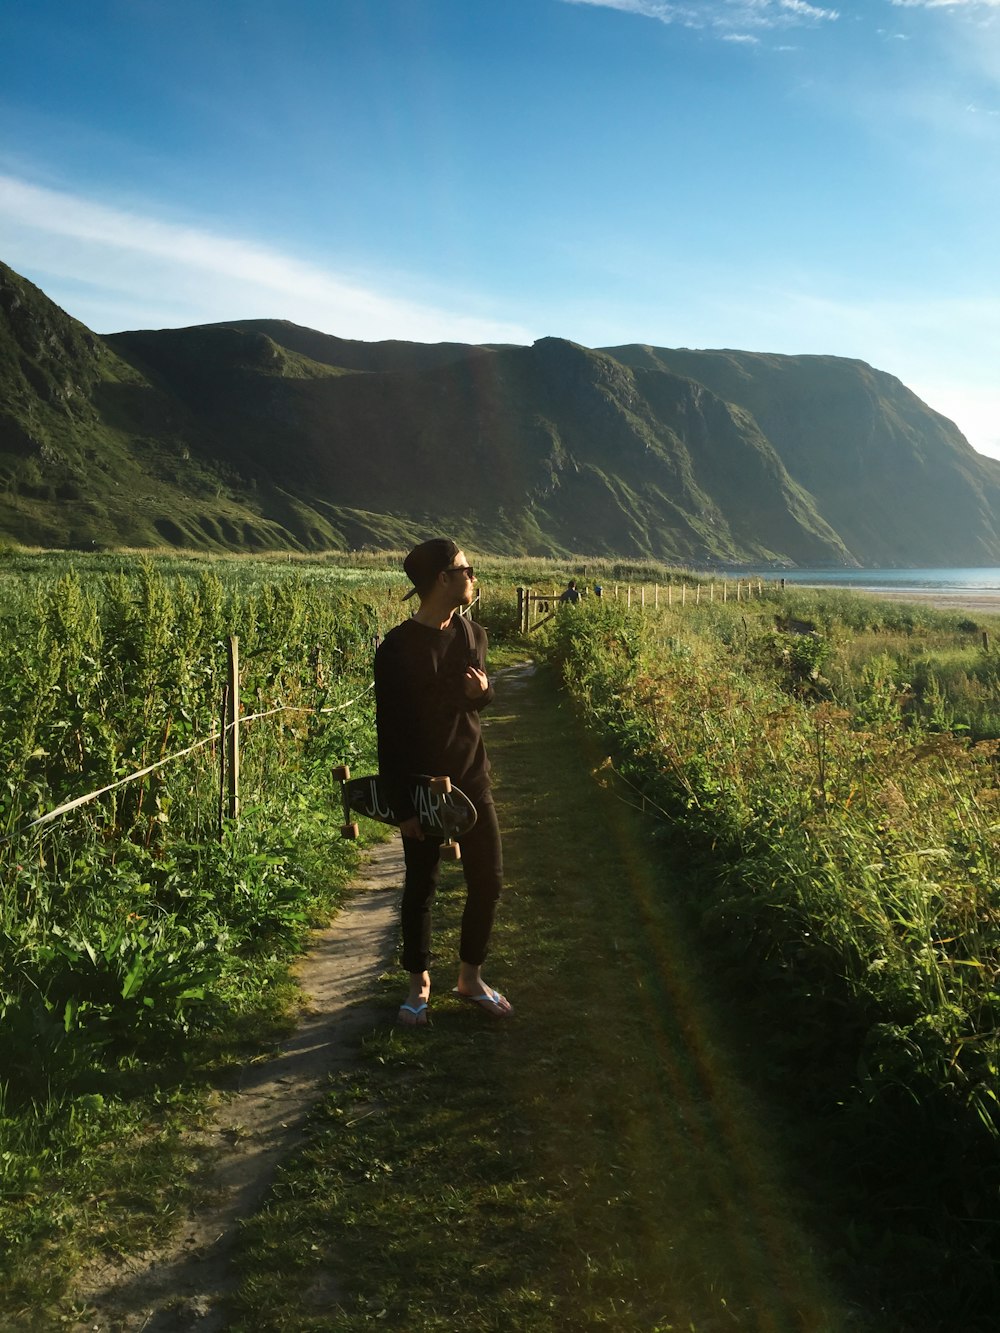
xmin=217 ymin=684 xmax=229 ymax=843
xmin=227 ymin=634 xmax=240 ymax=823
xmin=641 ymin=585 xmax=646 ymax=608
xmin=682 ymin=583 xmax=687 ymax=607
xmin=627 ymin=585 xmax=632 ymax=608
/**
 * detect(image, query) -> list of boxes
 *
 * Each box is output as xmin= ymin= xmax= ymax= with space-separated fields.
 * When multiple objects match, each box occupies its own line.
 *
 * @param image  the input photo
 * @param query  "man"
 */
xmin=374 ymin=538 xmax=511 ymax=1026
xmin=559 ymin=579 xmax=581 ymax=604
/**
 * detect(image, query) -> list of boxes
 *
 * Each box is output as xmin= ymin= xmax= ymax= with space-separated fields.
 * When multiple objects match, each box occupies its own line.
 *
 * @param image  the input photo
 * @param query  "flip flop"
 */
xmin=397 ymin=1000 xmax=430 ymax=1027
xmin=452 ymin=987 xmax=513 ymax=1018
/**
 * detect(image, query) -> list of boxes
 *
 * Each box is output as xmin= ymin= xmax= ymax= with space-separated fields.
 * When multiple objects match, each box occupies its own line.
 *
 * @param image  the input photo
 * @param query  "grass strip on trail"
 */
xmin=230 ymin=661 xmax=869 ymax=1332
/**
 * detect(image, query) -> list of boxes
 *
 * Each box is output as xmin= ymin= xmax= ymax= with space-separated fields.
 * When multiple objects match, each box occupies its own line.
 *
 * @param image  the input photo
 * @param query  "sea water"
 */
xmin=767 ymin=569 xmax=1000 ymax=596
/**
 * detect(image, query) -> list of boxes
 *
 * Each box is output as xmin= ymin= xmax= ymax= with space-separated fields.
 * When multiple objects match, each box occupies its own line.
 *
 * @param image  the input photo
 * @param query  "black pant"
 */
xmin=400 ymin=797 xmax=503 ymax=973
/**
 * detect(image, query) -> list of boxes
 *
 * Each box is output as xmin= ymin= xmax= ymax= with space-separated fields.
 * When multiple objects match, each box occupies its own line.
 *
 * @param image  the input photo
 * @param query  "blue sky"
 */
xmin=2 ymin=0 xmax=999 ymax=456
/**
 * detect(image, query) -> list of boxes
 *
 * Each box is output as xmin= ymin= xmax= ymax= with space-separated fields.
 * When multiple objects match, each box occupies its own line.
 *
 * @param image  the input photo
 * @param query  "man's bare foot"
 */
xmin=397 ymin=998 xmax=430 ymax=1026
xmin=451 ymin=987 xmax=512 ymax=1017
xmin=398 ymin=971 xmax=431 ymax=1026
xmin=455 ymin=965 xmax=502 ymax=1000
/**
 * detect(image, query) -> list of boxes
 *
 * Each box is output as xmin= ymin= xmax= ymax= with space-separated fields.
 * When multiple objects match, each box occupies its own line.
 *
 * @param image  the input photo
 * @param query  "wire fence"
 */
xmin=2 ymin=636 xmax=377 ymax=854
xmin=517 ymin=579 xmax=772 ymax=632
xmin=22 ymin=685 xmax=375 ymax=835
xmin=3 ymin=586 xmax=490 ymax=857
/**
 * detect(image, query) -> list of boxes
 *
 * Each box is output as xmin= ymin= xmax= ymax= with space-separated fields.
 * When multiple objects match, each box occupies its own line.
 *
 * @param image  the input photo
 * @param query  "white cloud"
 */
xmin=560 ymin=0 xmax=838 ymax=34
xmin=780 ymin=0 xmax=837 ymax=17
xmin=890 ymin=1 xmax=1000 ymax=8
xmin=0 ymin=174 xmax=535 ymax=345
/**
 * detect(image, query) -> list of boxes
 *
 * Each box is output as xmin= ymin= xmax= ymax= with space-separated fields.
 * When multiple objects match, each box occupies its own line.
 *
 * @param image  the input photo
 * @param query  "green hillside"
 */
xmin=216 ymin=318 xmax=504 ymax=374
xmin=0 ymin=263 xmax=320 ymax=550
xmin=605 ymin=344 xmax=1000 ymax=566
xmin=2 ymin=257 xmax=998 ymax=564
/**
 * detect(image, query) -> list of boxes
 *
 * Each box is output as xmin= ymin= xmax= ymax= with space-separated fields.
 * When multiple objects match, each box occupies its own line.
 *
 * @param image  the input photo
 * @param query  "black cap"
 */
xmin=402 ymin=538 xmax=461 ymax=600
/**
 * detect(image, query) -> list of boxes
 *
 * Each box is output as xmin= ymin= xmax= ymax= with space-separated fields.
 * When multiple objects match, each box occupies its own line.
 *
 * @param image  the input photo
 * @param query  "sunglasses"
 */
xmin=446 ymin=565 xmax=474 ymax=579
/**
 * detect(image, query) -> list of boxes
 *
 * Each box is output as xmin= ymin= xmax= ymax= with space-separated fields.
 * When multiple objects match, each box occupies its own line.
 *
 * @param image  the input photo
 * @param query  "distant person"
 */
xmin=559 ymin=579 xmax=581 ymax=604
xmin=592 ymin=582 xmax=603 ymax=598
xmin=374 ymin=538 xmax=511 ymax=1027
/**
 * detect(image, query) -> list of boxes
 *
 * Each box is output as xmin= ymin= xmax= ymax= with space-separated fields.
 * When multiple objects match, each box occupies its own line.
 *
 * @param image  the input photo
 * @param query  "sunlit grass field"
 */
xmin=536 ymin=589 xmax=1000 ymax=1326
xmin=3 ymin=546 xmax=1000 ymax=1325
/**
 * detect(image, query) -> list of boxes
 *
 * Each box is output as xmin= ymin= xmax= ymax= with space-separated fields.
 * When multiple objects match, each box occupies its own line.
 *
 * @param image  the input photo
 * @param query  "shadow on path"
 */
xmin=72 ymin=839 xmax=402 ymax=1332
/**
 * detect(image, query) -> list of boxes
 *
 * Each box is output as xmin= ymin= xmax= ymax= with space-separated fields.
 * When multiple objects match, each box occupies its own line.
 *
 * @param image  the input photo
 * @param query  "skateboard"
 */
xmin=331 ymin=765 xmax=477 ymax=861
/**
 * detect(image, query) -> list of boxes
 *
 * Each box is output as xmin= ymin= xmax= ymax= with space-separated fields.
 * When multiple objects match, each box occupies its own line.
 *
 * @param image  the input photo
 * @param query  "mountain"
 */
xmin=0 ymin=263 xmax=318 ymax=550
xmin=603 ymin=345 xmax=1000 ymax=567
xmin=2 ymin=258 xmax=998 ymax=564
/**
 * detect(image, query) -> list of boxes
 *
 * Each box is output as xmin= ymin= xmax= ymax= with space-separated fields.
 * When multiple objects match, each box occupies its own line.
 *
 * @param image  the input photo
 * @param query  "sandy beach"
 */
xmin=839 ymin=588 xmax=1000 ymax=617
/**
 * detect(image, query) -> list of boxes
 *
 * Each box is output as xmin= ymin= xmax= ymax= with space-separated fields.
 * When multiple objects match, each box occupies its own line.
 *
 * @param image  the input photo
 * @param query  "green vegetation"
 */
xmin=230 ymin=582 xmax=1000 ymax=1329
xmin=0 ymin=554 xmax=400 ymax=1319
xmin=537 ymin=588 xmax=1000 ymax=1326
xmin=230 ymin=657 xmax=866 ymax=1332
xmin=5 ymin=551 xmax=1000 ymax=1326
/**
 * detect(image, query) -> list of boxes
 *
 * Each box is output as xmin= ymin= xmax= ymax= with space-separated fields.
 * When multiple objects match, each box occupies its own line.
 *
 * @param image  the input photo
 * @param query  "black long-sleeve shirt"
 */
xmin=374 ymin=616 xmax=494 ymax=822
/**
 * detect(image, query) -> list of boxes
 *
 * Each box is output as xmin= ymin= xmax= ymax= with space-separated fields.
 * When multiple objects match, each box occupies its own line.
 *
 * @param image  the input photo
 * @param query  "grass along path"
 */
xmin=230 ymin=661 xmax=871 ymax=1331
xmin=60 ymin=841 xmax=402 ymax=1333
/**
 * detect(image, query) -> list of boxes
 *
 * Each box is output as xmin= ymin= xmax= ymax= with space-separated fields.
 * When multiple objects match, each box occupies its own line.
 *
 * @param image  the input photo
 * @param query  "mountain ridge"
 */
xmin=2 ymin=258 xmax=998 ymax=564
xmin=604 ymin=343 xmax=1000 ymax=566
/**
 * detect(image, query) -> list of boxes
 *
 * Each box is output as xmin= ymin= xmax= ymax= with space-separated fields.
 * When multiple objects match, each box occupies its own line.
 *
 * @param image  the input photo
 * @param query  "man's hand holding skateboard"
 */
xmin=334 ymin=767 xmax=476 ymax=856
xmin=400 ymin=668 xmax=486 ymax=839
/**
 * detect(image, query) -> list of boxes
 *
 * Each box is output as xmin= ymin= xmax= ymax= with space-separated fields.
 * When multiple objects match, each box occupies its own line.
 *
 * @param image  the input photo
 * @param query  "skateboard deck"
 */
xmin=332 ymin=765 xmax=477 ymax=860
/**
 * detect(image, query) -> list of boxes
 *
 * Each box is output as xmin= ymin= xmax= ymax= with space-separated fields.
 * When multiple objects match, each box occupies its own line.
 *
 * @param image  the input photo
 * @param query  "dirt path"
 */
xmin=72 ymin=837 xmax=404 ymax=1333
xmin=72 ymin=660 xmax=536 ymax=1331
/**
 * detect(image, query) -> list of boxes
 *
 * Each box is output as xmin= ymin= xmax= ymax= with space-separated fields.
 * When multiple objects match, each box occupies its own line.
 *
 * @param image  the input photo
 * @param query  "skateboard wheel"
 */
xmin=331 ymin=764 xmax=351 ymax=782
xmin=429 ymin=776 xmax=452 ymax=795
xmin=441 ymin=840 xmax=461 ymax=861
xmin=340 ymin=822 xmax=360 ymax=840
